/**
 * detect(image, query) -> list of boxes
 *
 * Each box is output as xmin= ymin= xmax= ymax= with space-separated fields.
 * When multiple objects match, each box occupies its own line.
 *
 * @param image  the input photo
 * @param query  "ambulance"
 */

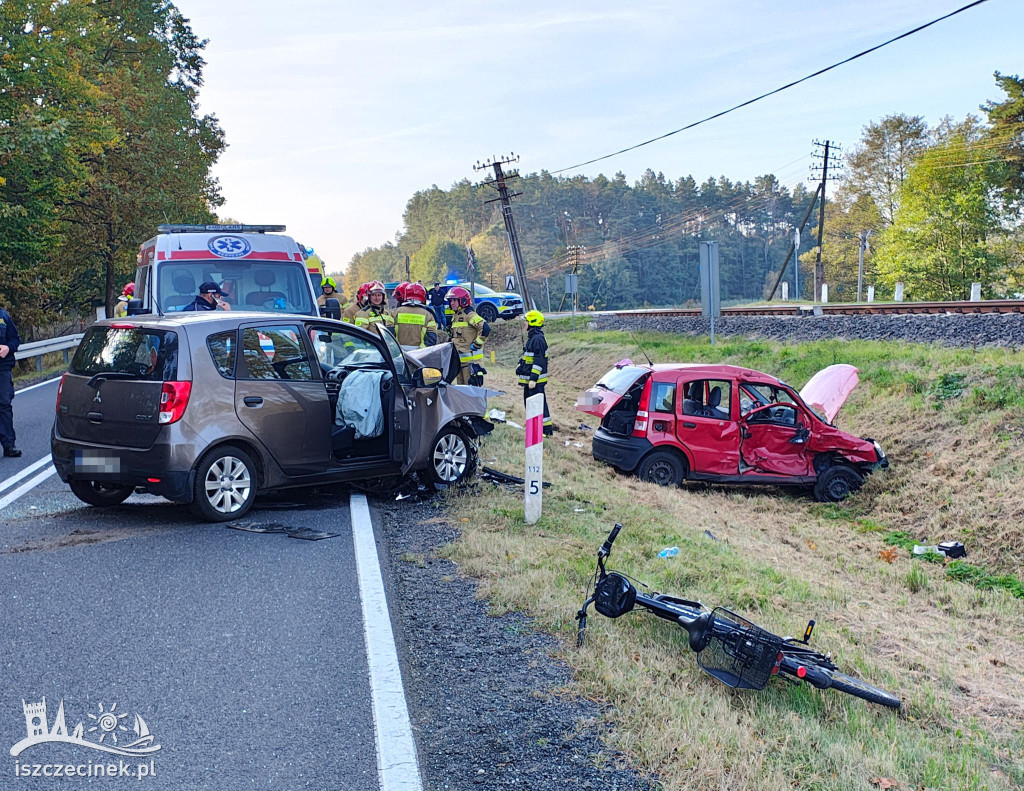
xmin=130 ymin=224 xmax=320 ymax=315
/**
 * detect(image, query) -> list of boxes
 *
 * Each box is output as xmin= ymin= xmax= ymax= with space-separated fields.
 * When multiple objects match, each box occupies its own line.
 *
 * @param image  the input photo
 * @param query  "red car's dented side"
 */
xmin=575 ymin=361 xmax=887 ymax=501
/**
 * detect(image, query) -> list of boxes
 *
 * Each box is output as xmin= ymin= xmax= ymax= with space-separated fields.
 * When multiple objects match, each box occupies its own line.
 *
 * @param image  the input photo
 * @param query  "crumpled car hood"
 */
xmin=405 ymin=343 xmax=460 ymax=383
xmin=799 ymin=364 xmax=859 ymax=423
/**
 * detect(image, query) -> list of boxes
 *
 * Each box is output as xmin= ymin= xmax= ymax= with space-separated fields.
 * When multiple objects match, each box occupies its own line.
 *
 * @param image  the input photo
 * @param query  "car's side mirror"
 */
xmin=320 ymin=298 xmax=341 ymax=320
xmin=126 ymin=298 xmax=148 ymax=316
xmin=788 ymin=425 xmax=810 ymax=444
xmin=419 ymin=367 xmax=443 ymax=387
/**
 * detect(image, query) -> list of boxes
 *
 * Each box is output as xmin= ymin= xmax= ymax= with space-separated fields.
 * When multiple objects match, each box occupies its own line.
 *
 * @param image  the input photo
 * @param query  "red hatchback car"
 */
xmin=575 ymin=361 xmax=887 ymax=501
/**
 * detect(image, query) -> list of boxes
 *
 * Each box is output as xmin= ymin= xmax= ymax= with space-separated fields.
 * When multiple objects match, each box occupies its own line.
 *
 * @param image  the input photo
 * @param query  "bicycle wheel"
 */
xmin=826 ymin=670 xmax=901 ymax=709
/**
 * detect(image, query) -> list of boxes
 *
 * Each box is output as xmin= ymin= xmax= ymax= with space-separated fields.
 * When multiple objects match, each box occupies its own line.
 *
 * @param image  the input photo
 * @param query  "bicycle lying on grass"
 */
xmin=576 ymin=524 xmax=901 ymax=709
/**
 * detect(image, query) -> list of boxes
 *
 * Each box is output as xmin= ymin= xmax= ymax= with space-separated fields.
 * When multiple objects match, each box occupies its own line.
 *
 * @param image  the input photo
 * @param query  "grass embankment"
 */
xmin=438 ymin=321 xmax=1024 ymax=790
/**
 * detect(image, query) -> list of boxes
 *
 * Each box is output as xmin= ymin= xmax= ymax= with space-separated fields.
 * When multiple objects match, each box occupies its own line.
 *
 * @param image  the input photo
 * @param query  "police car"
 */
xmin=129 ymin=224 xmax=320 ymax=316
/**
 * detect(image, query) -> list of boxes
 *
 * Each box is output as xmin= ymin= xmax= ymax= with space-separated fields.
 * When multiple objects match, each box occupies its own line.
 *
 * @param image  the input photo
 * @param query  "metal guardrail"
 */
xmin=16 ymin=333 xmax=84 ymax=372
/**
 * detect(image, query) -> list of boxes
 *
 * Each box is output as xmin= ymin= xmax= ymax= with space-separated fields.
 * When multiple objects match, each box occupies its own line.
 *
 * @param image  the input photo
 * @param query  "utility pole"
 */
xmin=467 ymin=246 xmax=477 ymax=304
xmin=766 ymin=182 xmax=822 ymax=301
xmin=560 ymin=244 xmax=585 ymax=313
xmin=475 ymin=154 xmax=533 ymax=310
xmin=404 ymin=254 xmax=410 ymax=282
xmin=809 ymin=139 xmax=843 ymax=301
xmin=545 ymin=277 xmax=551 ymax=313
xmin=856 ymin=230 xmax=871 ymax=302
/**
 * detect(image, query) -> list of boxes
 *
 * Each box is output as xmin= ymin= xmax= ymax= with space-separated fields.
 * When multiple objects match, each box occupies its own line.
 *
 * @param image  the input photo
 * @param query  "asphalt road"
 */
xmin=0 ymin=380 xmax=386 ymax=790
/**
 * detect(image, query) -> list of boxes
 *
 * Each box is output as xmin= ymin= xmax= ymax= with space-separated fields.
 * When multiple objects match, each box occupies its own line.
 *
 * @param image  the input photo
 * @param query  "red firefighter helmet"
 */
xmin=367 ymin=281 xmax=387 ymax=304
xmin=447 ymin=286 xmax=472 ymax=310
xmin=394 ymin=282 xmax=410 ymax=303
xmin=405 ymin=282 xmax=427 ymax=304
xmin=122 ymin=281 xmax=136 ymax=297
xmin=356 ymin=282 xmax=372 ymax=306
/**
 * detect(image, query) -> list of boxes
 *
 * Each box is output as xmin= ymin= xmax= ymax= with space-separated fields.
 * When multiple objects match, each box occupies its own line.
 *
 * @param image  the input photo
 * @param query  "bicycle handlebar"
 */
xmin=599 ymin=523 xmax=623 ymax=558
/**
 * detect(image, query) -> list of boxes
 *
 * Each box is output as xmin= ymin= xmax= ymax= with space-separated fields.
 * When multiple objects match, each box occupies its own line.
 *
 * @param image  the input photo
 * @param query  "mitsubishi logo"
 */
xmin=92 ymin=390 xmax=102 ymax=405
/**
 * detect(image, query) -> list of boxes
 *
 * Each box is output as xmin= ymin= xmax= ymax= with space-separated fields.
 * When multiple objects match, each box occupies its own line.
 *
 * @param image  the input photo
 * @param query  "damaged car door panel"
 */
xmin=51 ymin=313 xmax=493 ymax=521
xmin=576 ymin=361 xmax=887 ymax=501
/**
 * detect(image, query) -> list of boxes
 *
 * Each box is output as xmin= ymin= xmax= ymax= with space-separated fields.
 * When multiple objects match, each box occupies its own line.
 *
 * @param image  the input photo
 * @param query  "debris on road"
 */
xmin=481 ymin=466 xmax=551 ymax=488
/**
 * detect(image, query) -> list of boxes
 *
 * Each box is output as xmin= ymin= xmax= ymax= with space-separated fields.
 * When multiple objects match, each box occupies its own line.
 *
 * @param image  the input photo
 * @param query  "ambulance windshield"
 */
xmin=156 ymin=261 xmax=316 ymax=314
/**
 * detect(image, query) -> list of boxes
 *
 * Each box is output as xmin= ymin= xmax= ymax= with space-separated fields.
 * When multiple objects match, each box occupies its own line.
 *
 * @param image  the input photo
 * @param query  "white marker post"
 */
xmin=524 ymin=393 xmax=544 ymax=524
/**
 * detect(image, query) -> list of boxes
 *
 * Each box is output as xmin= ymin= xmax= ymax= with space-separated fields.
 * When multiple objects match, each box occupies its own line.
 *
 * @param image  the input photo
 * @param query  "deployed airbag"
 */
xmin=337 ymin=369 xmax=390 ymax=439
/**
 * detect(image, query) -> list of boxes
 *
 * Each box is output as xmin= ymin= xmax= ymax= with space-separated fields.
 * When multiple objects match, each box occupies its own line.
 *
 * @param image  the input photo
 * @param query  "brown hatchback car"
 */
xmin=51 ymin=312 xmax=492 ymax=521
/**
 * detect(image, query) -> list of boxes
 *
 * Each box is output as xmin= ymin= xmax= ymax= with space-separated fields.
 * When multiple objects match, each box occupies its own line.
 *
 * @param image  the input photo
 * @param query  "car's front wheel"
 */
xmin=477 ymin=303 xmax=498 ymax=323
xmin=426 ymin=426 xmax=477 ymax=486
xmin=813 ymin=465 xmax=863 ymax=502
xmin=69 ymin=480 xmax=134 ymax=507
xmin=637 ymin=450 xmax=686 ymax=487
xmin=191 ymin=445 xmax=257 ymax=521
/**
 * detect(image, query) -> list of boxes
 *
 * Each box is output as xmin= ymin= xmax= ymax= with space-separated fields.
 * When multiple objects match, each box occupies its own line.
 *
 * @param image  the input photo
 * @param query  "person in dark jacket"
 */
xmin=181 ymin=281 xmax=231 ymax=312
xmin=0 ymin=307 xmax=22 ymax=456
xmin=427 ymin=282 xmax=447 ymax=328
xmin=517 ymin=309 xmax=552 ymax=436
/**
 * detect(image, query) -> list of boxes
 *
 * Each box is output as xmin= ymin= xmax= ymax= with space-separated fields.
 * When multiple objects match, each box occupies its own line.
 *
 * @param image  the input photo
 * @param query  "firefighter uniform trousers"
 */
xmin=393 ymin=305 xmax=438 ymax=347
xmin=450 ymin=308 xmax=487 ymax=385
xmin=518 ymin=326 xmax=552 ymax=432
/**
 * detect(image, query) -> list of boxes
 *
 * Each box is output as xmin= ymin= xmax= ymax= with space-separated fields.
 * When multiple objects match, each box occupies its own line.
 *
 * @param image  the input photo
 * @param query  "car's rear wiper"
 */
xmin=86 ymin=372 xmax=138 ymax=388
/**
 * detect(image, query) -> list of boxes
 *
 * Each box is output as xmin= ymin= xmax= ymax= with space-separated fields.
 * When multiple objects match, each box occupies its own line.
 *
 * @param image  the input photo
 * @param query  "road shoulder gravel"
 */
xmin=379 ymin=498 xmax=654 ymax=790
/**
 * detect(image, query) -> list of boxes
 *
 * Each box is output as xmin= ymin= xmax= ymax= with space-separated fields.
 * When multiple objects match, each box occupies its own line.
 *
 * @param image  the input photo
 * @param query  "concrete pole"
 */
xmin=524 ymin=393 xmax=544 ymax=524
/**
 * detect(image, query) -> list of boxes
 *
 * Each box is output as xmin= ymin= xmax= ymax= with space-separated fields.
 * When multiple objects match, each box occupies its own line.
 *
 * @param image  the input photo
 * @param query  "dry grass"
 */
xmin=435 ymin=322 xmax=1024 ymax=790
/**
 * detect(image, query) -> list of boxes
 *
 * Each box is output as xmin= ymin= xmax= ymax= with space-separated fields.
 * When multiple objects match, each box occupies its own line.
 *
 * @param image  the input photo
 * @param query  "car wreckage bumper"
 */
xmin=592 ymin=428 xmax=651 ymax=473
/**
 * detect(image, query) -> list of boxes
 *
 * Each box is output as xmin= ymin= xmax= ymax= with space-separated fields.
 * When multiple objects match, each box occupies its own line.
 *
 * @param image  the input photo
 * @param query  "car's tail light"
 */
xmin=109 ymin=323 xmax=135 ymax=329
xmin=55 ymin=374 xmax=67 ymax=413
xmin=159 ymin=381 xmax=192 ymax=424
xmin=632 ymin=380 xmax=651 ymax=436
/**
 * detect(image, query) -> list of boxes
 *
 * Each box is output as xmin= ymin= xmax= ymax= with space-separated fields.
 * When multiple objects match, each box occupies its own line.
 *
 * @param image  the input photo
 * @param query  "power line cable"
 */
xmin=549 ymin=0 xmax=992 ymax=175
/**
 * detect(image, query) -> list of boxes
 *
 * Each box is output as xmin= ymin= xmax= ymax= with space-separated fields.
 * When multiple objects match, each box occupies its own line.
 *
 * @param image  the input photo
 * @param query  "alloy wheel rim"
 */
xmin=204 ymin=456 xmax=252 ymax=513
xmin=433 ymin=433 xmax=468 ymax=482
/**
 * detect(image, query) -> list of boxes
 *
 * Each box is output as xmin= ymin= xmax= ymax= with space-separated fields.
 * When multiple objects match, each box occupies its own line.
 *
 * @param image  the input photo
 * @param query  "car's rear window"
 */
xmin=71 ymin=327 xmax=178 ymax=381
xmin=596 ymin=365 xmax=649 ymax=395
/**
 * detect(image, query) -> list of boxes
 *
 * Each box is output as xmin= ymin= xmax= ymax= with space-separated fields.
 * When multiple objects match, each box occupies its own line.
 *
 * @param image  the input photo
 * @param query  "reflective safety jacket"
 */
xmin=354 ymin=305 xmax=395 ymax=330
xmin=449 ymin=307 xmax=489 ymax=365
xmin=341 ymin=301 xmax=361 ymax=324
xmin=393 ymin=304 xmax=438 ymax=347
xmin=318 ymin=291 xmax=349 ymax=310
xmin=517 ymin=326 xmax=549 ymax=384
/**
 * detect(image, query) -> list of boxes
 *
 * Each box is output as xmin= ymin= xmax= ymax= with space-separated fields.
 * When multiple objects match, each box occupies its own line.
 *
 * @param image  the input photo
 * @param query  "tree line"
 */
xmin=0 ymin=0 xmax=224 ymax=333
xmin=348 ymin=72 xmax=1023 ymax=309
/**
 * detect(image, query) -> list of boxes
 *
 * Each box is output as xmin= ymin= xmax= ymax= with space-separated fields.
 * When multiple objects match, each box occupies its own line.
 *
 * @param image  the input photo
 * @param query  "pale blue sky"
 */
xmin=175 ymin=0 xmax=1022 ymax=273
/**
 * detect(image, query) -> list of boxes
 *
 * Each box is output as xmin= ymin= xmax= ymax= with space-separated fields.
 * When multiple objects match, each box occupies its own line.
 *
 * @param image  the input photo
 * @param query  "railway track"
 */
xmin=611 ymin=299 xmax=1024 ymax=318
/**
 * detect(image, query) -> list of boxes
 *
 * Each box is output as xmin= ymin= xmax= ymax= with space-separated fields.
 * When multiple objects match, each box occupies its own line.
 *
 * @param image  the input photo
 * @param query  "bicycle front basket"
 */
xmin=696 ymin=607 xmax=783 ymax=690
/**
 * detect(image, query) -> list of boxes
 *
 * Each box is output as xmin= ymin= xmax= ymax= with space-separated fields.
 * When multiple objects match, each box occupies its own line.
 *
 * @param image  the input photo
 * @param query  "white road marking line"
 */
xmin=16 ymin=375 xmax=62 ymax=395
xmin=0 ymin=465 xmax=56 ymax=511
xmin=0 ymin=454 xmax=54 ymax=496
xmin=350 ymin=493 xmax=423 ymax=791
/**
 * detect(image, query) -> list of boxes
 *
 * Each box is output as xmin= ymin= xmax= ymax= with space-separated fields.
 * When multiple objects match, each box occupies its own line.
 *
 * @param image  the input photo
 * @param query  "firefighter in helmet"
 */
xmin=447 ymin=286 xmax=489 ymax=385
xmin=355 ymin=281 xmax=395 ymax=331
xmin=517 ymin=309 xmax=552 ymax=435
xmin=393 ymin=282 xmax=438 ymax=349
xmin=317 ymin=276 xmax=349 ymax=319
xmin=393 ymin=282 xmax=409 ymax=309
xmin=342 ymin=283 xmax=368 ymax=324
xmin=114 ymin=281 xmax=135 ymax=318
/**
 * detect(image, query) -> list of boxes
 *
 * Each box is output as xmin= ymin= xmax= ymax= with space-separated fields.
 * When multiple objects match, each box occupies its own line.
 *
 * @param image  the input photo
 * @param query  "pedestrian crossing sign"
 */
xmin=505 ymin=274 xmax=515 ymax=292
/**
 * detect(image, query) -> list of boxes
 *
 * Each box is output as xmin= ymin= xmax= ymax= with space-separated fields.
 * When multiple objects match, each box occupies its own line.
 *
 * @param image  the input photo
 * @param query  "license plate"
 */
xmin=73 ymin=450 xmax=122 ymax=475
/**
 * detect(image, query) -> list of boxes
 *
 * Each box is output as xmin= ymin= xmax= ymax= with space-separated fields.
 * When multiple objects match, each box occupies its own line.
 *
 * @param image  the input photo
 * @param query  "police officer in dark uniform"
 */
xmin=0 ymin=306 xmax=22 ymax=456
xmin=181 ymin=281 xmax=230 ymax=311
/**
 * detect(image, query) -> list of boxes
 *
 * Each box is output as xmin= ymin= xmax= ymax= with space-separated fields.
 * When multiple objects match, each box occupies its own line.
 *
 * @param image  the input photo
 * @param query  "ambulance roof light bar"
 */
xmin=157 ymin=224 xmax=286 ymax=234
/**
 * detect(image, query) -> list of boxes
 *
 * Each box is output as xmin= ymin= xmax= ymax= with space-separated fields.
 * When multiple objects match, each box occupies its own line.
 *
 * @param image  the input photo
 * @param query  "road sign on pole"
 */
xmin=524 ymin=393 xmax=544 ymax=524
xmin=699 ymin=241 xmax=720 ymax=346
xmin=505 ymin=274 xmax=516 ymax=292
